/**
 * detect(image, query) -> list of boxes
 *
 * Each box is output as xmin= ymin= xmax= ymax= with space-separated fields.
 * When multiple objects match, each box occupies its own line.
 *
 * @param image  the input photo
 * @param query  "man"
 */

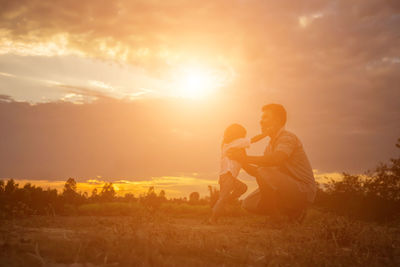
xmin=228 ymin=104 xmax=316 ymax=223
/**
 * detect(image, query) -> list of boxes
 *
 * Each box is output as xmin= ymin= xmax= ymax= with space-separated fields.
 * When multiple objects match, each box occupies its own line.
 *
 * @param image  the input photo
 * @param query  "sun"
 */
xmin=176 ymin=67 xmax=219 ymax=99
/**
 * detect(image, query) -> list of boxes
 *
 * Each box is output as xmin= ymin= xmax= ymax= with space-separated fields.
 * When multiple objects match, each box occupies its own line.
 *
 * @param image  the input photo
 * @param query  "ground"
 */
xmin=1 ymin=209 xmax=399 ymax=266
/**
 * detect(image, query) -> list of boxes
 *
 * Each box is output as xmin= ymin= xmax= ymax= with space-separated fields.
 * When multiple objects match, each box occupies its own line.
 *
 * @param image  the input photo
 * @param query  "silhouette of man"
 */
xmin=228 ymin=104 xmax=316 ymax=223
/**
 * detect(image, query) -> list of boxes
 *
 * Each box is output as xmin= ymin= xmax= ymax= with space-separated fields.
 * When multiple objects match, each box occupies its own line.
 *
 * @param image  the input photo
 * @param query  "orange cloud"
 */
xmin=0 ymin=0 xmax=399 ymax=180
xmin=1 ymin=0 xmax=397 ymax=79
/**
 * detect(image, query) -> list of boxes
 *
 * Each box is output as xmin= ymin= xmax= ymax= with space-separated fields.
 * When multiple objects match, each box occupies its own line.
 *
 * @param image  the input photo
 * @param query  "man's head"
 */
xmin=260 ymin=104 xmax=287 ymax=136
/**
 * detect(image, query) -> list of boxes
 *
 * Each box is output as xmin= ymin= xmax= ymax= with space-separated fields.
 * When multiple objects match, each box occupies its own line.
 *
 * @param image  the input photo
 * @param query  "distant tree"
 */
xmin=0 ymin=179 xmax=65 ymax=217
xmin=62 ymin=178 xmax=83 ymax=205
xmin=364 ymin=138 xmax=400 ymax=201
xmin=123 ymin=193 xmax=136 ymax=202
xmin=141 ymin=187 xmax=163 ymax=212
xmin=0 ymin=180 xmax=4 ymax=194
xmin=64 ymin=178 xmax=77 ymax=193
xmin=99 ymin=182 xmax=116 ymax=202
xmin=189 ymin=192 xmax=200 ymax=205
xmin=159 ymin=190 xmax=167 ymax=202
xmin=90 ymin=188 xmax=99 ymax=202
xmin=147 ymin=186 xmax=156 ymax=196
xmin=82 ymin=191 xmax=89 ymax=199
xmin=5 ymin=179 xmax=18 ymax=194
xmin=0 ymin=180 xmax=6 ymax=214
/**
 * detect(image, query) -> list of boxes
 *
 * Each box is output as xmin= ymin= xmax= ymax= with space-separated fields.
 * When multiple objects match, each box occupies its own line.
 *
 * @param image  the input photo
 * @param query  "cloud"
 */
xmin=0 ymin=0 xmax=396 ymax=71
xmin=0 ymin=0 xmax=399 ymax=180
xmin=1 ymin=1 xmax=399 ymax=100
xmin=0 ymin=94 xmax=14 ymax=102
xmin=0 ymin=96 xmax=398 ymax=182
xmin=0 ymin=71 xmax=16 ymax=77
xmin=56 ymin=83 xmax=116 ymax=101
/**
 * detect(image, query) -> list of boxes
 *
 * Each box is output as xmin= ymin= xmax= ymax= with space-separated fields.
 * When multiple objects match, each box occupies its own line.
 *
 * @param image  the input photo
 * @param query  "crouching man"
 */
xmin=228 ymin=104 xmax=316 ymax=224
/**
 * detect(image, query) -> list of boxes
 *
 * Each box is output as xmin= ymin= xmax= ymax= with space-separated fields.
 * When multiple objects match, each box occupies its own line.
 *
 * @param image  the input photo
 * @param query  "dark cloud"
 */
xmin=0 ymin=0 xmax=399 ymax=178
xmin=1 ymin=1 xmax=399 ymax=93
xmin=0 ymin=94 xmax=13 ymax=102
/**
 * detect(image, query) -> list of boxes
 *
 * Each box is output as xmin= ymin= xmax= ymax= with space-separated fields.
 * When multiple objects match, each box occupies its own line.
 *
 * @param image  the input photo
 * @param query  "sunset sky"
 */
xmin=0 ymin=0 xmax=399 ymax=197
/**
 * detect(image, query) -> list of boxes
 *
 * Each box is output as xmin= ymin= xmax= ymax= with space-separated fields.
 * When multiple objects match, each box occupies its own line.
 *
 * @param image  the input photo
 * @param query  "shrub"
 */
xmin=315 ymin=138 xmax=400 ymax=221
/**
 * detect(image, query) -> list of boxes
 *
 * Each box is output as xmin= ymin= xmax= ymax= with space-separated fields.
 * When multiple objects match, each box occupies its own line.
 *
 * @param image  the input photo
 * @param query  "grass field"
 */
xmin=1 ymin=208 xmax=399 ymax=266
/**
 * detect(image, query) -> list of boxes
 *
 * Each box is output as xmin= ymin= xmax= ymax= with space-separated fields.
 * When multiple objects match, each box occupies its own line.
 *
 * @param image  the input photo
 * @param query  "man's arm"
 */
xmin=250 ymin=133 xmax=268 ymax=143
xmin=228 ymin=149 xmax=289 ymax=167
xmin=246 ymin=151 xmax=288 ymax=167
xmin=241 ymin=162 xmax=259 ymax=177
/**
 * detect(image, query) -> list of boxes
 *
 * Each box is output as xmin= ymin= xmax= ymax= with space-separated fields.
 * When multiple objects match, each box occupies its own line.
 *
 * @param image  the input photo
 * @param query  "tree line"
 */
xmin=315 ymin=138 xmax=400 ymax=221
xmin=0 ymin=177 xmax=210 ymax=218
xmin=1 ymin=138 xmax=399 ymax=221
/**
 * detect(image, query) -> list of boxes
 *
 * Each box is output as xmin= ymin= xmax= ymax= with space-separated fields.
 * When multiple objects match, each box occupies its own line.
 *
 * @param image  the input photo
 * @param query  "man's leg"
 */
xmin=258 ymin=167 xmax=309 ymax=221
xmin=255 ymin=170 xmax=281 ymax=217
xmin=241 ymin=188 xmax=264 ymax=214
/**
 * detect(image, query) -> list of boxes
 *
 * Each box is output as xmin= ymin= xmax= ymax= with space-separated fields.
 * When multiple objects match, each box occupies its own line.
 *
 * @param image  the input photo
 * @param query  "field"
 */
xmin=1 ymin=207 xmax=399 ymax=267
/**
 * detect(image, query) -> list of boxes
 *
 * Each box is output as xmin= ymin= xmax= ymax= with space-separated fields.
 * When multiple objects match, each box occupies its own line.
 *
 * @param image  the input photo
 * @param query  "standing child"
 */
xmin=209 ymin=123 xmax=266 ymax=223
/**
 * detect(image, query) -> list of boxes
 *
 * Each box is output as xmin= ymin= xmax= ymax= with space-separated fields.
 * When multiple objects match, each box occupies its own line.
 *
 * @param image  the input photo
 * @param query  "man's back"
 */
xmin=265 ymin=129 xmax=316 ymax=202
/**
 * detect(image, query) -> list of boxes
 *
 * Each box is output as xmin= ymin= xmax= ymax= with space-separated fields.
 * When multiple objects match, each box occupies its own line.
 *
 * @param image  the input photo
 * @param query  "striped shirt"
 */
xmin=265 ymin=128 xmax=316 ymax=202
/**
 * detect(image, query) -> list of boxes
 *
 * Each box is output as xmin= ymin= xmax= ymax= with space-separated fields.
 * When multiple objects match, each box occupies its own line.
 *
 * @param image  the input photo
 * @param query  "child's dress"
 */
xmin=213 ymin=138 xmax=250 ymax=215
xmin=220 ymin=137 xmax=251 ymax=177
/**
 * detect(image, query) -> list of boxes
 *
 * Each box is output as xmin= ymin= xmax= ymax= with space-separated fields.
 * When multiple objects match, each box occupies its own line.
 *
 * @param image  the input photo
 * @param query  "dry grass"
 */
xmin=0 ymin=209 xmax=399 ymax=266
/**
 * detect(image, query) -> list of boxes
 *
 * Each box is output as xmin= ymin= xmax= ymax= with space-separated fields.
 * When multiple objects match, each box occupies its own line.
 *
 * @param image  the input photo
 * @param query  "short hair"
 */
xmin=222 ymin=123 xmax=247 ymax=145
xmin=262 ymin=104 xmax=287 ymax=126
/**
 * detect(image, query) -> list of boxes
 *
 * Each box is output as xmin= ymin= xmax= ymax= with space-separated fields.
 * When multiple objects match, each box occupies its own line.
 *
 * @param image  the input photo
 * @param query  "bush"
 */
xmin=315 ymin=138 xmax=400 ymax=221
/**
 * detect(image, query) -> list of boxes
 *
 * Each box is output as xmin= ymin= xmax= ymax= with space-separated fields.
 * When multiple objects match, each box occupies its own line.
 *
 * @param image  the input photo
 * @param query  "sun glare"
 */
xmin=175 ymin=66 xmax=222 ymax=99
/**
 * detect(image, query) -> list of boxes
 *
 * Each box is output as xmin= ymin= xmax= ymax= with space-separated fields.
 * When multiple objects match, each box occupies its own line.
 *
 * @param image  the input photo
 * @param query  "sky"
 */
xmin=0 ymin=0 xmax=399 ymax=197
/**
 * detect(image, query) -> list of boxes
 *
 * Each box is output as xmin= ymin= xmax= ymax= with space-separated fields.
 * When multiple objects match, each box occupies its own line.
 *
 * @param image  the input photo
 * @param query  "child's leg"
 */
xmin=231 ymin=177 xmax=248 ymax=200
xmin=211 ymin=173 xmax=235 ymax=221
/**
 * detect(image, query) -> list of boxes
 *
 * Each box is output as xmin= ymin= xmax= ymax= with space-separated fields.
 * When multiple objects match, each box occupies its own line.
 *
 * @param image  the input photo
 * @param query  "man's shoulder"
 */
xmin=275 ymin=130 xmax=303 ymax=147
xmin=278 ymin=130 xmax=299 ymax=141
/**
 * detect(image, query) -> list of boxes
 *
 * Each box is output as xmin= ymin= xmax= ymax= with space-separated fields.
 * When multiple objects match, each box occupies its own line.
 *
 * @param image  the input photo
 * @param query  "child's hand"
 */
xmin=227 ymin=148 xmax=247 ymax=163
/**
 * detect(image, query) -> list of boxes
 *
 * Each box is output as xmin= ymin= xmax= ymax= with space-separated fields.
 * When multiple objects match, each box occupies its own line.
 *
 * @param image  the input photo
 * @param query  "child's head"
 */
xmin=222 ymin=123 xmax=247 ymax=145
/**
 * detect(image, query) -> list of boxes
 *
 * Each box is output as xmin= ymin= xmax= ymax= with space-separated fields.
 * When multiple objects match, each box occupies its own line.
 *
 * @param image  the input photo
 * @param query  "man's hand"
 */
xmin=227 ymin=148 xmax=247 ymax=163
xmin=251 ymin=133 xmax=268 ymax=143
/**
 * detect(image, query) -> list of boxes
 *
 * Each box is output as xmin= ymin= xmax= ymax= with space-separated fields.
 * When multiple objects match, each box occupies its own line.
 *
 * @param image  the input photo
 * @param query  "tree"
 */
xmin=316 ymin=138 xmax=400 ymax=221
xmin=141 ymin=187 xmax=163 ymax=211
xmin=159 ymin=190 xmax=167 ymax=202
xmin=189 ymin=192 xmax=200 ymax=205
xmin=62 ymin=178 xmax=81 ymax=205
xmin=5 ymin=179 xmax=18 ymax=194
xmin=63 ymin=178 xmax=77 ymax=193
xmin=123 ymin=193 xmax=136 ymax=202
xmin=0 ymin=180 xmax=4 ymax=194
xmin=364 ymin=138 xmax=400 ymax=202
xmin=90 ymin=188 xmax=99 ymax=202
xmin=99 ymin=183 xmax=116 ymax=202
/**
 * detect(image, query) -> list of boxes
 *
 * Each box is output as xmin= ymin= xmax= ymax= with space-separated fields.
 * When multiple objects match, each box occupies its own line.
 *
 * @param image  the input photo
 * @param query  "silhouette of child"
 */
xmin=209 ymin=123 xmax=266 ymax=224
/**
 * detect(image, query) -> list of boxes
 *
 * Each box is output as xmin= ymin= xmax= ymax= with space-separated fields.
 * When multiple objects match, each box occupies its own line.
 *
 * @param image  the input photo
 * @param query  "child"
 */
xmin=209 ymin=123 xmax=266 ymax=223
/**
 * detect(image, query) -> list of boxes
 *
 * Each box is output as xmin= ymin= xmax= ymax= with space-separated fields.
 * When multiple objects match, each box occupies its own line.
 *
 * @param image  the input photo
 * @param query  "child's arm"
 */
xmin=251 ymin=133 xmax=268 ymax=143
